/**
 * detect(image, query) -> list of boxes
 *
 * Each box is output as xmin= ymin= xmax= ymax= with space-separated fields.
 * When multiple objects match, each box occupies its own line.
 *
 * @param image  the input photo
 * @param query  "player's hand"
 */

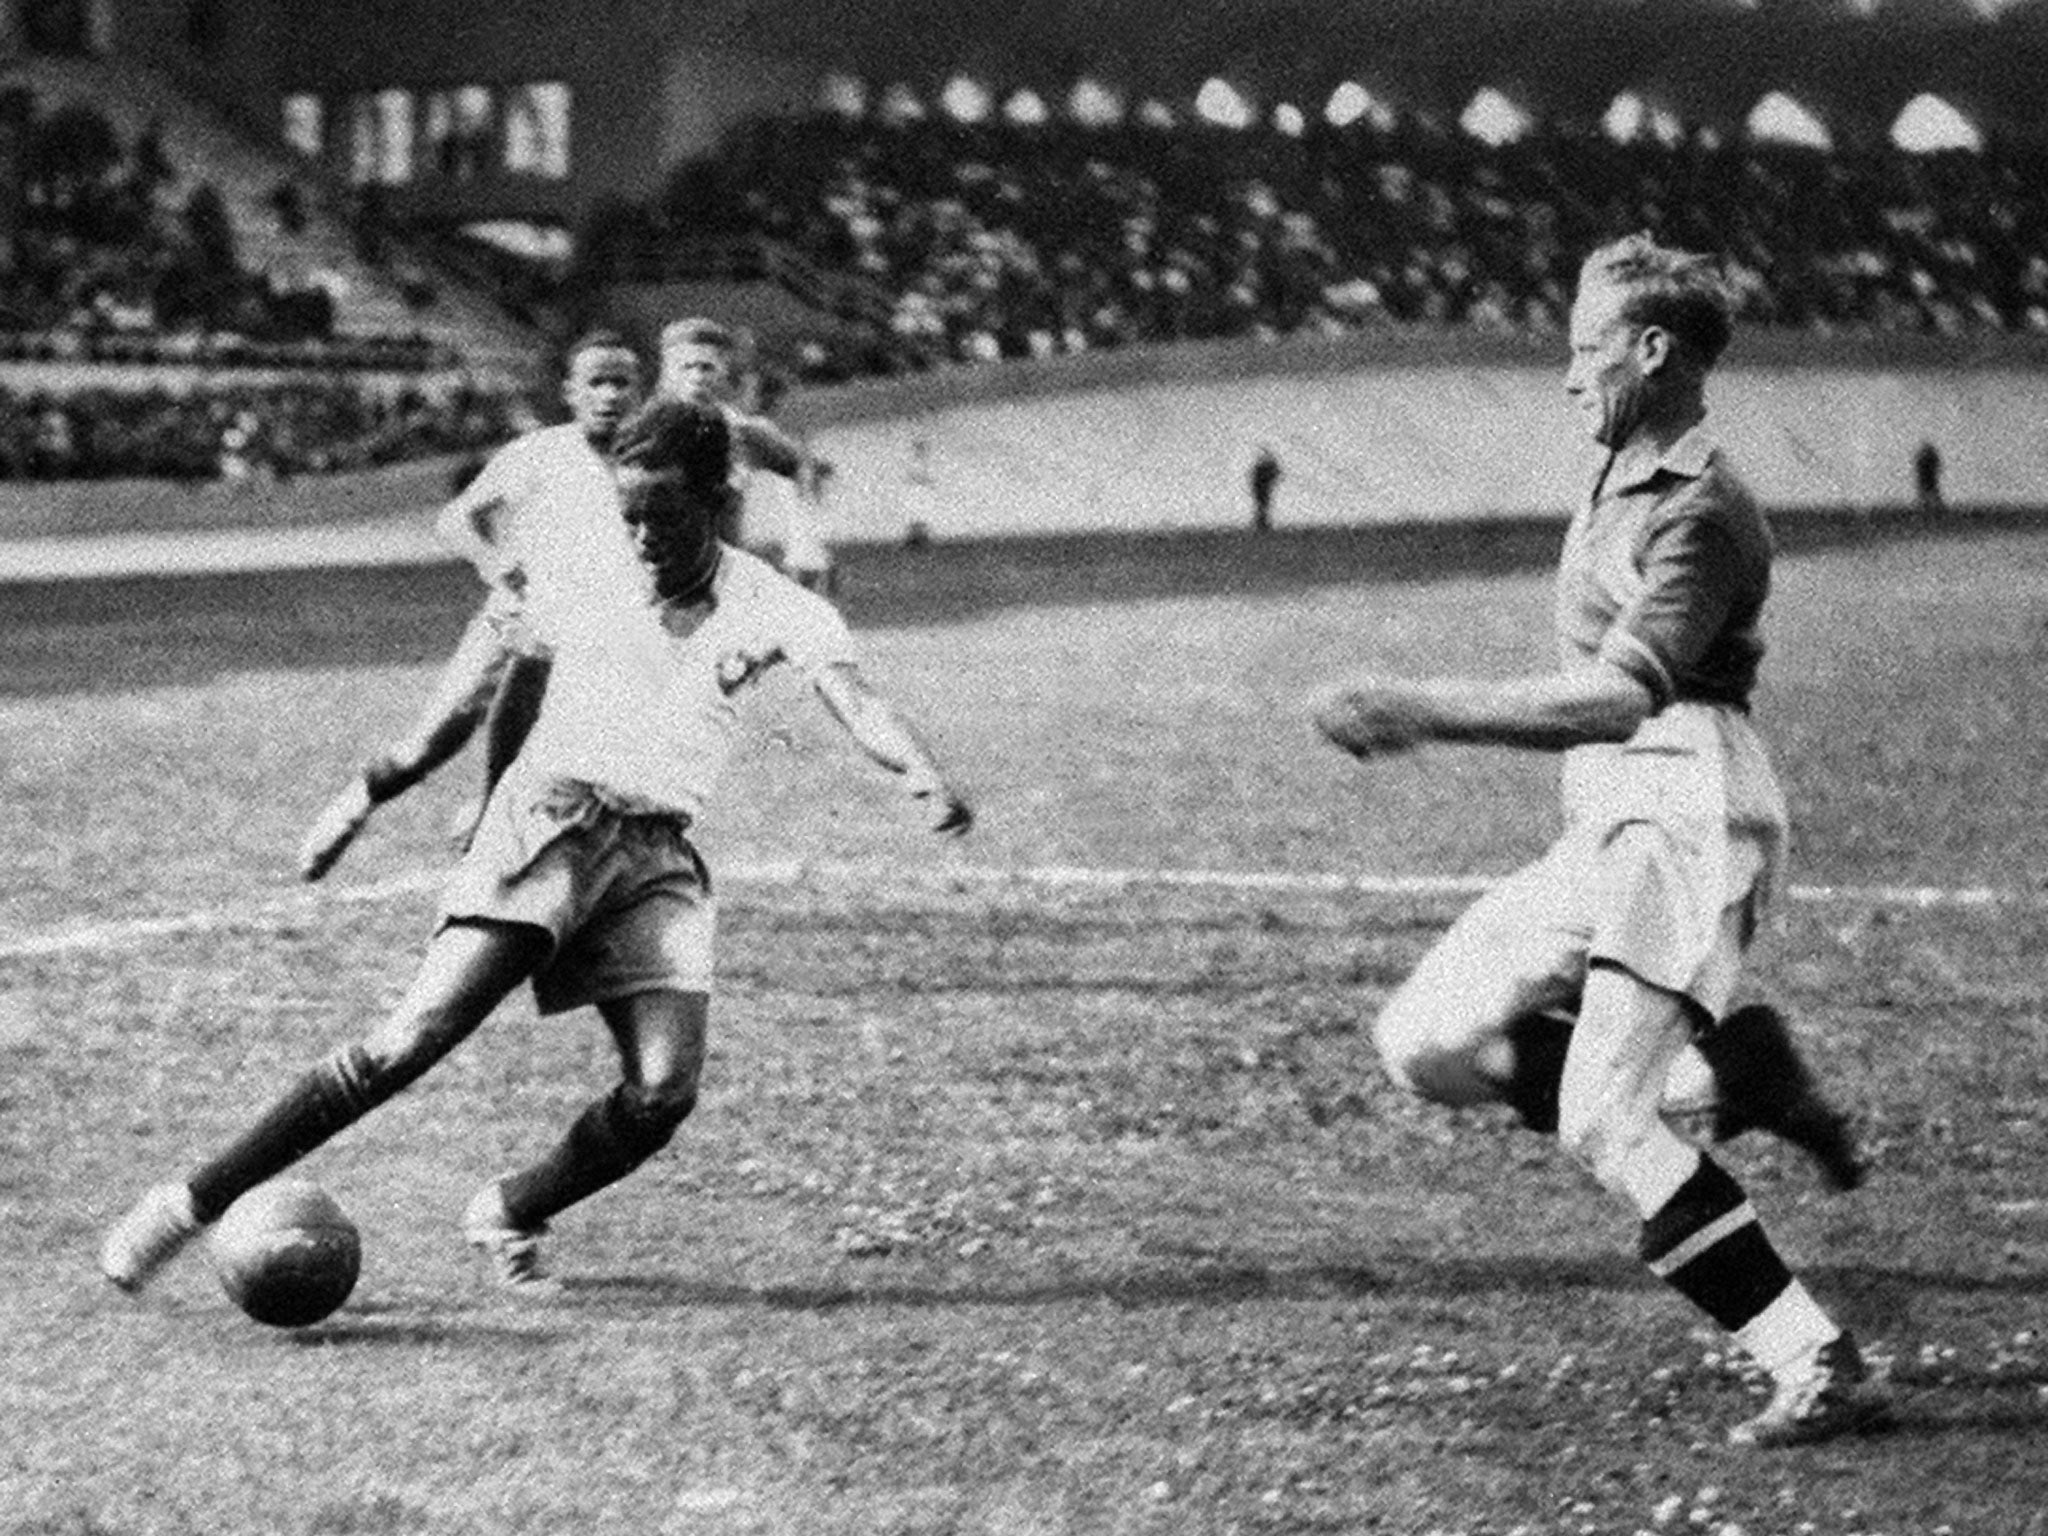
xmin=912 ymin=781 xmax=974 ymax=837
xmin=1311 ymin=681 xmax=1430 ymax=760
xmin=297 ymin=778 xmax=374 ymax=882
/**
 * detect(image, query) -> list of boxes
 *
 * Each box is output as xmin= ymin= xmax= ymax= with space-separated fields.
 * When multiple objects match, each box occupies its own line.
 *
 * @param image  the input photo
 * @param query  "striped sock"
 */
xmin=1638 ymin=1155 xmax=1795 ymax=1333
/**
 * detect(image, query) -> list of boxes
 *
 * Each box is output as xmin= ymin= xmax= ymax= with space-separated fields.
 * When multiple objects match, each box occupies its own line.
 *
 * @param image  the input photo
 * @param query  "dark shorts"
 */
xmin=438 ymin=777 xmax=715 ymax=1015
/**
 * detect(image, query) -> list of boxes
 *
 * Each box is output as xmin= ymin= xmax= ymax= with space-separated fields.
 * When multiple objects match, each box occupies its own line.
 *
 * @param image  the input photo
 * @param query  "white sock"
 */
xmin=1733 ymin=1282 xmax=1839 ymax=1378
xmin=1617 ymin=1136 xmax=1702 ymax=1219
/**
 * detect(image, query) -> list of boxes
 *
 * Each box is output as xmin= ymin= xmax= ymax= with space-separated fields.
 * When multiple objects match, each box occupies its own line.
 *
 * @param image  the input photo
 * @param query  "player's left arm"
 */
xmin=811 ymin=661 xmax=974 ymax=835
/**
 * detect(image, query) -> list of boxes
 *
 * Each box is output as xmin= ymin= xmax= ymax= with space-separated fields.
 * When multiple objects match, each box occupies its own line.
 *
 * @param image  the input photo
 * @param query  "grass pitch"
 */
xmin=2 ymin=514 xmax=2046 ymax=1535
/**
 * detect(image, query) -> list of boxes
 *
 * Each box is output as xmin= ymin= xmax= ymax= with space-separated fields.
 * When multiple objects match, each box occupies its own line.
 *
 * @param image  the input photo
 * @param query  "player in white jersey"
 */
xmin=101 ymin=397 xmax=973 ymax=1299
xmin=295 ymin=330 xmax=646 ymax=880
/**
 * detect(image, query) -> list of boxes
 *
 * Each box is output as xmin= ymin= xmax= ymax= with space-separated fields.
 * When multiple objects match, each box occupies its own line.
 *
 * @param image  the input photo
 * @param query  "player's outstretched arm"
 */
xmin=811 ymin=662 xmax=973 ymax=836
xmin=1312 ymin=663 xmax=1655 ymax=760
xmin=731 ymin=413 xmax=832 ymax=485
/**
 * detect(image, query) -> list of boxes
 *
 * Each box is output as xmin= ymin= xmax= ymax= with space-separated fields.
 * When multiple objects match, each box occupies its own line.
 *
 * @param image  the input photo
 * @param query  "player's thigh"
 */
xmin=363 ymin=918 xmax=551 ymax=1068
xmin=1374 ymin=856 xmax=1588 ymax=1080
xmin=597 ymin=988 xmax=709 ymax=1093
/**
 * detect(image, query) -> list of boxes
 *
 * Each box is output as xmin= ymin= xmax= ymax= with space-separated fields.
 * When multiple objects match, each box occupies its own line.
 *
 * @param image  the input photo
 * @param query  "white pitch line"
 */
xmin=0 ymin=859 xmax=2031 ymax=962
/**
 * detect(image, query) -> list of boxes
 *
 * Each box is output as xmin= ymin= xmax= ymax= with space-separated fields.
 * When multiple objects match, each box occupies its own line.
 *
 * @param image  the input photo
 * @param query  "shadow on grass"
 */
xmin=274 ymin=1312 xmax=566 ymax=1348
xmin=3 ymin=507 xmax=2038 ymax=698
xmin=554 ymin=1252 xmax=2048 ymax=1314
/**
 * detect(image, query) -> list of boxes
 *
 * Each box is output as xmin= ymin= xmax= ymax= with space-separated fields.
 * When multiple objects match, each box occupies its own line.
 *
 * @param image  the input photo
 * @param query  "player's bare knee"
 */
xmin=614 ymin=1079 xmax=695 ymax=1156
xmin=1373 ymin=998 xmax=1488 ymax=1107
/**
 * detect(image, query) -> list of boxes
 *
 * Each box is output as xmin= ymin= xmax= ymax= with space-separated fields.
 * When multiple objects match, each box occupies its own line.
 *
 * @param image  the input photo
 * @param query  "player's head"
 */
xmin=560 ymin=329 xmax=644 ymax=448
xmin=610 ymin=397 xmax=736 ymax=603
xmin=659 ymin=317 xmax=736 ymax=405
xmin=1566 ymin=233 xmax=1733 ymax=447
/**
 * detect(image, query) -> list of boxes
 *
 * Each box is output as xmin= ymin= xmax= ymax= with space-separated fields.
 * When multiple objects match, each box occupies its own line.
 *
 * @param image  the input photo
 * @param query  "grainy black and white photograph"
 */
xmin=4 ymin=2 xmax=2047 ymax=1531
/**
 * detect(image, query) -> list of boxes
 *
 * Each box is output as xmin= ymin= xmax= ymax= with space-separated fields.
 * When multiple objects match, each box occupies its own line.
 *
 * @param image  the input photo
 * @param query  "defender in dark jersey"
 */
xmin=1313 ymin=233 xmax=1888 ymax=1449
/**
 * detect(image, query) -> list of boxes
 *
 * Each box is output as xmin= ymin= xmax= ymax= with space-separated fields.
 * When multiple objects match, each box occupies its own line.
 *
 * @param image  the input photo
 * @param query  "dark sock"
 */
xmin=1639 ymin=1155 xmax=1794 ymax=1331
xmin=187 ymin=1045 xmax=383 ymax=1223
xmin=363 ymin=752 xmax=430 ymax=806
xmin=499 ymin=1083 xmax=691 ymax=1230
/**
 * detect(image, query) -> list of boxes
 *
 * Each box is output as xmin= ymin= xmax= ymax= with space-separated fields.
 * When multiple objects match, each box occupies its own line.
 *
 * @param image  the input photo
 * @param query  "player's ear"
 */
xmin=1636 ymin=324 xmax=1672 ymax=377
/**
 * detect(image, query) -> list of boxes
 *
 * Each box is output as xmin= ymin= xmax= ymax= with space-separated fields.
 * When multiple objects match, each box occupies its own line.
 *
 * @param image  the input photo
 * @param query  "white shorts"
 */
xmin=1389 ymin=702 xmax=1788 ymax=1051
xmin=438 ymin=774 xmax=715 ymax=1015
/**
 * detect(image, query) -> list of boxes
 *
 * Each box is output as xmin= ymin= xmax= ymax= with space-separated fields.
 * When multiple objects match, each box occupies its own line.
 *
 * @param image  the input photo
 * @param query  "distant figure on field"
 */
xmin=1913 ymin=440 xmax=1946 ymax=518
xmin=903 ymin=434 xmax=937 ymax=548
xmin=1249 ymin=444 xmax=1281 ymax=532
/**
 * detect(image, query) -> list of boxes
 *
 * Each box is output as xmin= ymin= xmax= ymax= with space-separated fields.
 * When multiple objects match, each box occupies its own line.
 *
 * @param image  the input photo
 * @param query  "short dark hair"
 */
xmin=1579 ymin=233 xmax=1734 ymax=369
xmin=611 ymin=397 xmax=734 ymax=601
xmin=660 ymin=316 xmax=735 ymax=352
xmin=563 ymin=327 xmax=635 ymax=365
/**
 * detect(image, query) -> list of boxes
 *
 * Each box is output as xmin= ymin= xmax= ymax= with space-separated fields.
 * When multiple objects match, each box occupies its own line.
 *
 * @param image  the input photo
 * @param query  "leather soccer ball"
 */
xmin=208 ymin=1179 xmax=361 ymax=1328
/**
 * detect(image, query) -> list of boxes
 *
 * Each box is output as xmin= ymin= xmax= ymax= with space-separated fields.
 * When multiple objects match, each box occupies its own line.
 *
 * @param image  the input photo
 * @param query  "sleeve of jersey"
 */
xmin=772 ymin=580 xmax=860 ymax=679
xmin=467 ymin=438 xmax=529 ymax=507
xmin=1597 ymin=512 xmax=1745 ymax=711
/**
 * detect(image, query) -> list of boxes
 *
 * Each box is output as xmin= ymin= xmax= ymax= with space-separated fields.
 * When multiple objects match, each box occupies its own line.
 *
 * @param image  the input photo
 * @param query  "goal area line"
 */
xmin=0 ymin=860 xmax=2022 ymax=961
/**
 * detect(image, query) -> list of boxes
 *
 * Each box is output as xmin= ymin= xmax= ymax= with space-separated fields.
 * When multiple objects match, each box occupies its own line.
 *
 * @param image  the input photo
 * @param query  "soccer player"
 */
xmin=102 ymin=396 xmax=973 ymax=1297
xmin=295 ymin=329 xmax=647 ymax=881
xmin=1311 ymin=233 xmax=1889 ymax=1448
xmin=657 ymin=317 xmax=830 ymax=554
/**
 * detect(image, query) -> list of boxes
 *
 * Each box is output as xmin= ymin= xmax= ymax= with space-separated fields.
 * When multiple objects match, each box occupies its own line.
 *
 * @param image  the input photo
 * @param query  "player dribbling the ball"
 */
xmin=101 ymin=396 xmax=973 ymax=1300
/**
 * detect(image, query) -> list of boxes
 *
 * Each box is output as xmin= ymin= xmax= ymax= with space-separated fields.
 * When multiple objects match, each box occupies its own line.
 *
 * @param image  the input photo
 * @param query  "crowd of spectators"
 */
xmin=0 ymin=86 xmax=353 ymax=352
xmin=637 ymin=110 xmax=2048 ymax=369
xmin=16 ymin=76 xmax=2048 ymax=480
xmin=0 ymin=380 xmax=523 ymax=482
xmin=2 ymin=83 xmax=509 ymax=481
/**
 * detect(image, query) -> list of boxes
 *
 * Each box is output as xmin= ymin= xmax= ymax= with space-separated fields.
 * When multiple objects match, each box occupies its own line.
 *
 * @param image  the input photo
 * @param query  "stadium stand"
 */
xmin=6 ymin=55 xmax=539 ymax=372
xmin=620 ymin=111 xmax=2048 ymax=373
xmin=1 ymin=55 xmax=543 ymax=483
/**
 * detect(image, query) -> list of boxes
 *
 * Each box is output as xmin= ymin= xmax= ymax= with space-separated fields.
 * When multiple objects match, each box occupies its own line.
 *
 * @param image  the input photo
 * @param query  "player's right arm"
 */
xmin=433 ymin=452 xmax=524 ymax=594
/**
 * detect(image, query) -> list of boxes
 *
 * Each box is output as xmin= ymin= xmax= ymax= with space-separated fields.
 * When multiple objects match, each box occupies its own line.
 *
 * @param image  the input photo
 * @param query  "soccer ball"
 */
xmin=208 ymin=1179 xmax=361 ymax=1328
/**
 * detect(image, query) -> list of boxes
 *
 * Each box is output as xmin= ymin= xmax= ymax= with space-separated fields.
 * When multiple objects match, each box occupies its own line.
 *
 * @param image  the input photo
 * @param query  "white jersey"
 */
xmin=465 ymin=423 xmax=646 ymax=647
xmin=515 ymin=547 xmax=858 ymax=820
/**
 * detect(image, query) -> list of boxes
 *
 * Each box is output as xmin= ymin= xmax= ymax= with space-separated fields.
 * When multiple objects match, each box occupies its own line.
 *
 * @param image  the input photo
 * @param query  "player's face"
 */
xmin=562 ymin=347 xmax=644 ymax=446
xmin=662 ymin=342 xmax=731 ymax=404
xmin=1564 ymin=282 xmax=1650 ymax=448
xmin=618 ymin=468 xmax=724 ymax=602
